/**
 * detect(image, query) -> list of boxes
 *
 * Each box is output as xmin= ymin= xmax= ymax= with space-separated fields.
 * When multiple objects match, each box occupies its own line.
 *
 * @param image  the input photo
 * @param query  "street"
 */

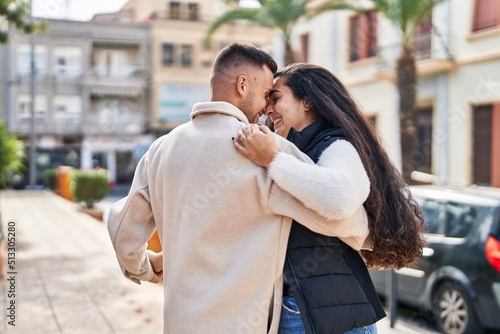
xmin=0 ymin=189 xmax=441 ymax=333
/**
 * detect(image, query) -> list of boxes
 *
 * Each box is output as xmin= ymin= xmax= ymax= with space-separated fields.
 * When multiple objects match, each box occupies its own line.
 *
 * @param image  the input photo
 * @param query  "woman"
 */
xmin=234 ymin=63 xmax=426 ymax=334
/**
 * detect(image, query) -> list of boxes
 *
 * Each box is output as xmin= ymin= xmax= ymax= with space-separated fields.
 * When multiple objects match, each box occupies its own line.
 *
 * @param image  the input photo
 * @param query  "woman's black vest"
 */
xmin=284 ymin=119 xmax=386 ymax=334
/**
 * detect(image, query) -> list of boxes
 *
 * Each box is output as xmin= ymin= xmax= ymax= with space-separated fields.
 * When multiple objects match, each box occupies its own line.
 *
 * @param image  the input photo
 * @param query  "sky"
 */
xmin=32 ymin=0 xmax=260 ymax=22
xmin=33 ymin=0 xmax=130 ymax=21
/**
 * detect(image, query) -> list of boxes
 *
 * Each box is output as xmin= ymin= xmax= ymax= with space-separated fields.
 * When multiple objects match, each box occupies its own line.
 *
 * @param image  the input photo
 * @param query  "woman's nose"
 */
xmin=265 ymin=104 xmax=273 ymax=116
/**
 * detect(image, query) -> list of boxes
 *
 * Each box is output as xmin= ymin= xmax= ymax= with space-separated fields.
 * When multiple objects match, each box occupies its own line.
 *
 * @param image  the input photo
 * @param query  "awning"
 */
xmin=90 ymin=87 xmax=144 ymax=98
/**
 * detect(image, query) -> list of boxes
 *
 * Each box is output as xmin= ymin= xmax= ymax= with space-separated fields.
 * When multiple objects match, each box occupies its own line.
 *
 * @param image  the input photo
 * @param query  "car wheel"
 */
xmin=432 ymin=282 xmax=483 ymax=334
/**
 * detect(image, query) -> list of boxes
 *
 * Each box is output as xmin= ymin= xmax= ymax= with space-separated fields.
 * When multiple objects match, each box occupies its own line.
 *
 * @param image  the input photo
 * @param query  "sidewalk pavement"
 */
xmin=0 ymin=190 xmax=436 ymax=333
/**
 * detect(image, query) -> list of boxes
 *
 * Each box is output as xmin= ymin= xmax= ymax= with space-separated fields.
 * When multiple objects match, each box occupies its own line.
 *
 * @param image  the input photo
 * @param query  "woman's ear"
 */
xmin=236 ymin=75 xmax=248 ymax=97
xmin=303 ymin=99 xmax=312 ymax=111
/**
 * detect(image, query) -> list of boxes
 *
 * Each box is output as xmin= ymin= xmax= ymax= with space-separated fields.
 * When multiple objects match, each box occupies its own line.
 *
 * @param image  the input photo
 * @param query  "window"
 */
xmin=56 ymin=104 xmax=66 ymax=113
xmin=17 ymin=44 xmax=48 ymax=75
xmin=473 ymin=105 xmax=492 ymax=185
xmin=413 ymin=15 xmax=433 ymax=60
xmin=201 ymin=48 xmax=212 ymax=67
xmin=188 ymin=3 xmax=199 ymax=21
xmin=17 ymin=94 xmax=47 ymax=120
xmin=170 ymin=2 xmax=180 ymax=20
xmin=57 ymin=58 xmax=66 ymax=70
xmin=420 ymin=200 xmax=445 ymax=234
xmin=349 ymin=10 xmax=377 ymax=62
xmin=93 ymin=48 xmax=133 ymax=77
xmin=54 ymin=46 xmax=83 ymax=76
xmin=180 ymin=44 xmax=193 ymax=67
xmin=445 ymin=202 xmax=477 ymax=238
xmin=473 ymin=0 xmax=500 ymax=32
xmin=415 ymin=107 xmax=433 ymax=174
xmin=53 ymin=95 xmax=82 ymax=123
xmin=162 ymin=44 xmax=175 ymax=66
xmin=90 ymin=97 xmax=136 ymax=116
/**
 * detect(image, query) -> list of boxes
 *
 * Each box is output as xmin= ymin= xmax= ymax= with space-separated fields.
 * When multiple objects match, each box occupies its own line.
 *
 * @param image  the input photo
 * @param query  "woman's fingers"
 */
xmin=243 ymin=124 xmax=259 ymax=137
xmin=236 ymin=127 xmax=247 ymax=145
xmin=259 ymin=125 xmax=272 ymax=135
xmin=233 ymin=136 xmax=249 ymax=156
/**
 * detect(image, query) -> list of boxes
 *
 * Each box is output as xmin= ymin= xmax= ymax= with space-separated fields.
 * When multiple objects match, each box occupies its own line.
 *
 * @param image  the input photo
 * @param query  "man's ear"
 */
xmin=236 ymin=75 xmax=248 ymax=97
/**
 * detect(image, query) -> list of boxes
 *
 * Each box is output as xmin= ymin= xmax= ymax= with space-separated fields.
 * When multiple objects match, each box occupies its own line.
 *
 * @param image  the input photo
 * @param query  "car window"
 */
xmin=492 ymin=207 xmax=500 ymax=238
xmin=445 ymin=202 xmax=477 ymax=238
xmin=420 ymin=200 xmax=445 ymax=234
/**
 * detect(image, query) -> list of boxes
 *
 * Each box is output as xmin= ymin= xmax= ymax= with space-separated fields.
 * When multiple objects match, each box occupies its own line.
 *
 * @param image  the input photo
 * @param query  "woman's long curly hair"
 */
xmin=276 ymin=63 xmax=426 ymax=269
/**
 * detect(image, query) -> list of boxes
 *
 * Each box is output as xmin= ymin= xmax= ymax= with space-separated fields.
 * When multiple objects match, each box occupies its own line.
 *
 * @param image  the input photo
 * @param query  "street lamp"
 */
xmin=29 ymin=0 xmax=36 ymax=189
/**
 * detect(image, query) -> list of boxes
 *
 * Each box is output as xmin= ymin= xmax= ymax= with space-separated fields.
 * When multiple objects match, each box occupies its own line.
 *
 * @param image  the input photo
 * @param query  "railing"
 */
xmin=54 ymin=65 xmax=83 ymax=77
xmin=53 ymin=114 xmax=82 ymax=124
xmin=150 ymin=10 xmax=214 ymax=22
xmin=15 ymin=113 xmax=82 ymax=134
xmin=376 ymin=30 xmax=453 ymax=71
xmin=51 ymin=115 xmax=83 ymax=134
xmin=89 ymin=65 xmax=144 ymax=79
xmin=83 ymin=113 xmax=146 ymax=134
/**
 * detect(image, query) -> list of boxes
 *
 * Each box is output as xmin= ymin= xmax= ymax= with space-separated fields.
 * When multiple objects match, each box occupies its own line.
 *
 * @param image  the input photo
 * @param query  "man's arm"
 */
xmin=107 ymin=152 xmax=158 ymax=284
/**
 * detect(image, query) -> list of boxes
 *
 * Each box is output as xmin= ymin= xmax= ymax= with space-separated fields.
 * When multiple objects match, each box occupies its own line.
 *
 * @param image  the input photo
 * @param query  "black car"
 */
xmin=369 ymin=185 xmax=500 ymax=334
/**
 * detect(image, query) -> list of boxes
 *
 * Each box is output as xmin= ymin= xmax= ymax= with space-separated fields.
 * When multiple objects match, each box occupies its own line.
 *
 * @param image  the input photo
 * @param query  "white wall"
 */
xmin=292 ymin=0 xmax=500 ymax=186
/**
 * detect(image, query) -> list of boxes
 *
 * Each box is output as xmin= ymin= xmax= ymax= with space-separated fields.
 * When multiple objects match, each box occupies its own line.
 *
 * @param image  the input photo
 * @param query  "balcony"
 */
xmin=87 ymin=65 xmax=147 ymax=92
xmin=83 ymin=113 xmax=145 ymax=135
xmin=376 ymin=30 xmax=455 ymax=79
xmin=54 ymin=65 xmax=84 ymax=78
xmin=14 ymin=113 xmax=82 ymax=135
xmin=51 ymin=115 xmax=83 ymax=134
xmin=150 ymin=9 xmax=210 ymax=22
xmin=90 ymin=65 xmax=144 ymax=79
xmin=89 ymin=86 xmax=145 ymax=100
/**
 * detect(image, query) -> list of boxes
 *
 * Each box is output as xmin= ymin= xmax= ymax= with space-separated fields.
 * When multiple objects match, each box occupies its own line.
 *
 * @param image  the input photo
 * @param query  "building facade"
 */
xmin=105 ymin=0 xmax=275 ymax=134
xmin=291 ymin=0 xmax=500 ymax=188
xmin=0 ymin=18 xmax=152 ymax=186
xmin=1 ymin=0 xmax=277 ymax=188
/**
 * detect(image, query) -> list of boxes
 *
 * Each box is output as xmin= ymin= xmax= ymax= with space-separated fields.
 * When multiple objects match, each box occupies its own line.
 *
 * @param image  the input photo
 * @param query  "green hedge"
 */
xmin=0 ymin=122 xmax=25 ymax=189
xmin=71 ymin=169 xmax=110 ymax=208
xmin=43 ymin=168 xmax=57 ymax=190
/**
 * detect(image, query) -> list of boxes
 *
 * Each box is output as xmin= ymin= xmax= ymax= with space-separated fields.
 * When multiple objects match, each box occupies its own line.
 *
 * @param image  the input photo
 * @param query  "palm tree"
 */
xmin=371 ymin=0 xmax=445 ymax=182
xmin=204 ymin=0 xmax=352 ymax=65
xmin=0 ymin=0 xmax=46 ymax=44
xmin=0 ymin=122 xmax=25 ymax=189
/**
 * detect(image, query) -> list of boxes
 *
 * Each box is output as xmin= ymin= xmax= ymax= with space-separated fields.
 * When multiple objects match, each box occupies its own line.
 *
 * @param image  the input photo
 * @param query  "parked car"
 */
xmin=369 ymin=185 xmax=500 ymax=334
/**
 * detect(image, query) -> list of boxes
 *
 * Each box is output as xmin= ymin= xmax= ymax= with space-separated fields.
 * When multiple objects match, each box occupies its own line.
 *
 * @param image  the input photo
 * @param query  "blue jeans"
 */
xmin=278 ymin=296 xmax=378 ymax=334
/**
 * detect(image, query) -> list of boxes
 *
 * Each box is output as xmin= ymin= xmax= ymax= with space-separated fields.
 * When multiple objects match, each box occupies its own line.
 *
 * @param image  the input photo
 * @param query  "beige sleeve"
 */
xmin=106 ymin=152 xmax=157 ymax=284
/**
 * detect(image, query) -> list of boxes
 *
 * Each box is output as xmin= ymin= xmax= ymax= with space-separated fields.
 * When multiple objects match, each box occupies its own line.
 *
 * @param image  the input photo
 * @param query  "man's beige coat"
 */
xmin=107 ymin=102 xmax=369 ymax=333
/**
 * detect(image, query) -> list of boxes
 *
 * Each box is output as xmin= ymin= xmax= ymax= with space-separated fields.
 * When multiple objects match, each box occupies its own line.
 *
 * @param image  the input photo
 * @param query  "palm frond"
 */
xmin=261 ymin=0 xmax=305 ymax=28
xmin=308 ymin=1 xmax=362 ymax=19
xmin=204 ymin=0 xmax=357 ymax=63
xmin=204 ymin=8 xmax=262 ymax=47
xmin=371 ymin=0 xmax=446 ymax=47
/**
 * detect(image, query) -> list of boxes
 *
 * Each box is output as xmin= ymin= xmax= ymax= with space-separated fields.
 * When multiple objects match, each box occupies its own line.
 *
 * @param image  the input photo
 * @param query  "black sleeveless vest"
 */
xmin=284 ymin=119 xmax=386 ymax=334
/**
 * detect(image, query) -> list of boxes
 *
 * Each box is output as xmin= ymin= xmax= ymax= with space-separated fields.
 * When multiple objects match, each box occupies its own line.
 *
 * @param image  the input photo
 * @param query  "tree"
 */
xmin=0 ymin=122 xmax=25 ymax=189
xmin=371 ymin=0 xmax=444 ymax=182
xmin=0 ymin=0 xmax=46 ymax=43
xmin=204 ymin=0 xmax=352 ymax=65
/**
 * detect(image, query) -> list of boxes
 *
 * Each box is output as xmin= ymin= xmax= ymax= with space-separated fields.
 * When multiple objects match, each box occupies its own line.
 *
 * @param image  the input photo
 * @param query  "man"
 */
xmin=107 ymin=43 xmax=369 ymax=333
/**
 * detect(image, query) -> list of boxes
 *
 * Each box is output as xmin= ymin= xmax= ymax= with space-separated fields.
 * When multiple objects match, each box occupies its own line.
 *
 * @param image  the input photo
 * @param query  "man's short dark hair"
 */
xmin=212 ymin=43 xmax=277 ymax=75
